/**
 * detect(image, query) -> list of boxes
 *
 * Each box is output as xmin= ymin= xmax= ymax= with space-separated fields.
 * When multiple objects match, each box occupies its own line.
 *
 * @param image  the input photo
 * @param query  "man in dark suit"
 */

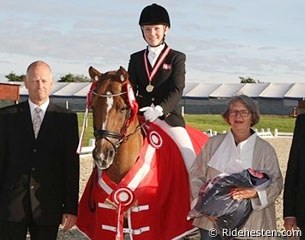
xmin=284 ymin=113 xmax=305 ymax=239
xmin=0 ymin=61 xmax=80 ymax=240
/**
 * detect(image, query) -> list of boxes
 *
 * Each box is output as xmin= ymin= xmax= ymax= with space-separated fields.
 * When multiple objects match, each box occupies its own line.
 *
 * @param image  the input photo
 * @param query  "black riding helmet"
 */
xmin=139 ymin=3 xmax=170 ymax=28
xmin=139 ymin=4 xmax=170 ymax=47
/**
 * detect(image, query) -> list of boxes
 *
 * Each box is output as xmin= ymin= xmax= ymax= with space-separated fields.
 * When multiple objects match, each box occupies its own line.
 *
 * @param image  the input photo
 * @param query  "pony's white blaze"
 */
xmin=99 ymin=92 xmax=114 ymax=152
xmin=102 ymin=91 xmax=114 ymax=129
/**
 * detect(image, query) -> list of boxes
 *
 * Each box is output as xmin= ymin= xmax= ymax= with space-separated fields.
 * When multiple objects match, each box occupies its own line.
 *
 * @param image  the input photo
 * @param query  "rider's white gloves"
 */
xmin=140 ymin=105 xmax=163 ymax=122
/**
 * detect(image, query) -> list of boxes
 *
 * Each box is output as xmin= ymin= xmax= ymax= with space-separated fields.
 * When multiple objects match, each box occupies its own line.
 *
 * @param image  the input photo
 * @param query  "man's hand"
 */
xmin=139 ymin=105 xmax=163 ymax=122
xmin=61 ymin=214 xmax=77 ymax=231
xmin=284 ymin=217 xmax=298 ymax=232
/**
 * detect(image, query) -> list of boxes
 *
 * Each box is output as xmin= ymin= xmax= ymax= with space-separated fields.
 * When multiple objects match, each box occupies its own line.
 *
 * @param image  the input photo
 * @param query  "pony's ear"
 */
xmin=89 ymin=66 xmax=101 ymax=81
xmin=126 ymin=84 xmax=138 ymax=122
xmin=118 ymin=66 xmax=129 ymax=82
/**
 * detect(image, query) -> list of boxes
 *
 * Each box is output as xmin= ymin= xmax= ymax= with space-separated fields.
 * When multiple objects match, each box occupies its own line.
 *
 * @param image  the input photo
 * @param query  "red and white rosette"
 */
xmin=148 ymin=130 xmax=163 ymax=149
xmin=112 ymin=187 xmax=135 ymax=240
xmin=113 ymin=187 xmax=135 ymax=207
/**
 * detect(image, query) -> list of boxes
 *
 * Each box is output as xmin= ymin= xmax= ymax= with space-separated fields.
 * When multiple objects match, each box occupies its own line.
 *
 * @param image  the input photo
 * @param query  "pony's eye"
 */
xmin=119 ymin=106 xmax=129 ymax=112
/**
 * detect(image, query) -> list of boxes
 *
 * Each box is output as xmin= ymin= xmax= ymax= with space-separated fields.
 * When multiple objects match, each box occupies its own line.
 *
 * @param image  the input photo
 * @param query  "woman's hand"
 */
xmin=230 ymin=187 xmax=258 ymax=200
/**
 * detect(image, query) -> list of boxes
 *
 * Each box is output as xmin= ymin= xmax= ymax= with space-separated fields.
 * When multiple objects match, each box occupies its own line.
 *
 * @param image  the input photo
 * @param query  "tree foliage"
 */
xmin=239 ymin=76 xmax=260 ymax=83
xmin=58 ymin=73 xmax=91 ymax=82
xmin=5 ymin=72 xmax=25 ymax=82
xmin=5 ymin=72 xmax=91 ymax=83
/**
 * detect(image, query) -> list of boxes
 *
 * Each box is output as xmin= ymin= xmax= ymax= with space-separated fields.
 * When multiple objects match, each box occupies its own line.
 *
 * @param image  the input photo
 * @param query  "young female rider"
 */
xmin=128 ymin=3 xmax=196 ymax=171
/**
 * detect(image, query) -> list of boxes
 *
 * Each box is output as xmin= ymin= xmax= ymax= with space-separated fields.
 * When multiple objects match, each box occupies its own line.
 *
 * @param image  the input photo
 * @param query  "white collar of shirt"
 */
xmin=28 ymin=99 xmax=49 ymax=121
xmin=147 ymin=44 xmax=165 ymax=67
xmin=208 ymin=130 xmax=257 ymax=174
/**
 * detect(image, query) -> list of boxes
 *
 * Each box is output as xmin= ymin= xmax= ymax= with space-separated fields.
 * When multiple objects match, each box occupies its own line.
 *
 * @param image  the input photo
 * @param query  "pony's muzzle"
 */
xmin=92 ymin=147 xmax=115 ymax=170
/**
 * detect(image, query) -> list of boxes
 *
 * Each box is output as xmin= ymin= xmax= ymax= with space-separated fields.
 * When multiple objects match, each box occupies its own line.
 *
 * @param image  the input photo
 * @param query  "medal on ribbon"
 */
xmin=144 ymin=46 xmax=171 ymax=92
xmin=146 ymin=84 xmax=154 ymax=92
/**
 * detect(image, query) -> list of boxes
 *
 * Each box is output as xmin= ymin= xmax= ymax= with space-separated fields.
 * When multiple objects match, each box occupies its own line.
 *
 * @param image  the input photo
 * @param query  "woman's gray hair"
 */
xmin=222 ymin=94 xmax=260 ymax=127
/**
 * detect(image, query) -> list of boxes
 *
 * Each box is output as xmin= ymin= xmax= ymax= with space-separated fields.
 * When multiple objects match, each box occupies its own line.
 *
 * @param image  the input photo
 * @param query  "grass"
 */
xmin=184 ymin=114 xmax=296 ymax=133
xmin=77 ymin=113 xmax=297 ymax=145
xmin=78 ymin=112 xmax=94 ymax=145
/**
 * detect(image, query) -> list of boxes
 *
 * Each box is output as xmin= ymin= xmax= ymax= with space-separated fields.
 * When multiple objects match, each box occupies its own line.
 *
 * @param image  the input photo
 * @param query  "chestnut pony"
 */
xmin=89 ymin=66 xmax=142 ymax=183
xmin=76 ymin=66 xmax=208 ymax=240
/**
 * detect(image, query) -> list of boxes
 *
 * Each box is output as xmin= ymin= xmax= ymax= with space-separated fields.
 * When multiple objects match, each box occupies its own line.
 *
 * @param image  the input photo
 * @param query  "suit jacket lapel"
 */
xmin=19 ymin=101 xmax=36 ymax=140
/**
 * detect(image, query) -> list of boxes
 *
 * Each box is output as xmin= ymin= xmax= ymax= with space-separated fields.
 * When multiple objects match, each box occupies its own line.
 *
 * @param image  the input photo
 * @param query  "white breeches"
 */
xmin=155 ymin=119 xmax=196 ymax=172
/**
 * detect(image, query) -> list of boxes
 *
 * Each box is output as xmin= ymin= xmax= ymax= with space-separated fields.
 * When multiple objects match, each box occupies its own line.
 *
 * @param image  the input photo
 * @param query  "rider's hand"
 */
xmin=139 ymin=105 xmax=163 ymax=122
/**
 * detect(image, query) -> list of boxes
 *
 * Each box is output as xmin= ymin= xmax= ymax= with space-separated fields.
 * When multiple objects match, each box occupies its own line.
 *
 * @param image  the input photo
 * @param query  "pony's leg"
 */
xmin=154 ymin=119 xmax=196 ymax=171
xmin=124 ymin=234 xmax=131 ymax=240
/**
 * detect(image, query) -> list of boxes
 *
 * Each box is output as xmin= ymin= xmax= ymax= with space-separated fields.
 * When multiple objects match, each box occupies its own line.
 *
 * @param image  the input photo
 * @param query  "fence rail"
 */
xmin=205 ymin=128 xmax=293 ymax=138
xmin=80 ymin=128 xmax=293 ymax=155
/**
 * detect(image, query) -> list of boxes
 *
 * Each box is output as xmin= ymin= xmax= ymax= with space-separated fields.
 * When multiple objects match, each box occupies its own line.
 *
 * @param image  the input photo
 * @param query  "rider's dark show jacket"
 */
xmin=128 ymin=44 xmax=186 ymax=128
xmin=0 ymin=100 xmax=79 ymax=225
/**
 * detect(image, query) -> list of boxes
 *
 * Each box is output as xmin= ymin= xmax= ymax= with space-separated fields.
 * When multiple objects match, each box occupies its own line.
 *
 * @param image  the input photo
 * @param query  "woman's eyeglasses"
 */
xmin=228 ymin=110 xmax=251 ymax=117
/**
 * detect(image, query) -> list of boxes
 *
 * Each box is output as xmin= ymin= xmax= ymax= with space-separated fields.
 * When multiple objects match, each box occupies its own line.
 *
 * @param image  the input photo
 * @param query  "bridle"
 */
xmin=92 ymin=89 xmax=143 ymax=154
